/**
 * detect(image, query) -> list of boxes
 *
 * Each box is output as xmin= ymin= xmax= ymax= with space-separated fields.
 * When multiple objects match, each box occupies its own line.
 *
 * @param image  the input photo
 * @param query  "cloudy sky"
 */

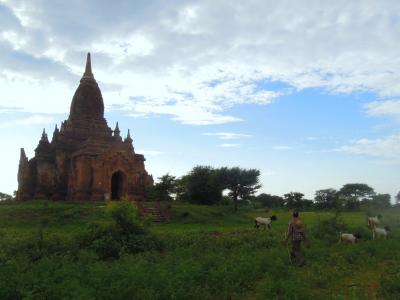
xmin=0 ymin=0 xmax=399 ymax=200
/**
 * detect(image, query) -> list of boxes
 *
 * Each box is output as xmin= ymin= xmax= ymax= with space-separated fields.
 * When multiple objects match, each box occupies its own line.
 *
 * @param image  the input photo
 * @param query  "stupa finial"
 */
xmin=83 ymin=52 xmax=94 ymax=79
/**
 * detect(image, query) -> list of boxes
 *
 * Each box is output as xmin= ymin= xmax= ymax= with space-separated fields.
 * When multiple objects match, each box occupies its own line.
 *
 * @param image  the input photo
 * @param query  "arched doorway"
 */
xmin=111 ymin=171 xmax=125 ymax=200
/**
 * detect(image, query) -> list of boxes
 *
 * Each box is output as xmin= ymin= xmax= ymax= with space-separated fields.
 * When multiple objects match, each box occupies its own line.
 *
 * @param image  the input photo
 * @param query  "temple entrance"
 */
xmin=111 ymin=171 xmax=125 ymax=200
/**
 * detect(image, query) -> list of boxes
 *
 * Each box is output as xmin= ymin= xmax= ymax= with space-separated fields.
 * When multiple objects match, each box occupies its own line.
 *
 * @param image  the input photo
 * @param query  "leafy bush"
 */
xmin=312 ymin=216 xmax=349 ymax=244
xmin=80 ymin=200 xmax=162 ymax=259
xmin=352 ymin=226 xmax=372 ymax=241
xmin=3 ymin=230 xmax=76 ymax=263
xmin=378 ymin=264 xmax=400 ymax=299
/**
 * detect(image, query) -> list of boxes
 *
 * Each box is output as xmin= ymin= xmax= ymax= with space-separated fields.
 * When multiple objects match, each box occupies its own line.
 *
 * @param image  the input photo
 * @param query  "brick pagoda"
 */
xmin=17 ymin=53 xmax=153 ymax=201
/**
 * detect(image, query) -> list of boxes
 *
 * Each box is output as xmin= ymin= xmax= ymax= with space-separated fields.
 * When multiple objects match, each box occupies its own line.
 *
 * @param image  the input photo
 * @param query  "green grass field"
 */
xmin=0 ymin=200 xmax=399 ymax=299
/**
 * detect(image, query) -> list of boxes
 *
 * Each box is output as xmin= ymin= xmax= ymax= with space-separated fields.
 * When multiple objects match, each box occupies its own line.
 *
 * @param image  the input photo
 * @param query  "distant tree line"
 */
xmin=147 ymin=166 xmax=260 ymax=211
xmin=0 ymin=192 xmax=13 ymax=201
xmin=147 ymin=167 xmax=399 ymax=211
xmin=253 ymin=183 xmax=395 ymax=211
xmin=3 ymin=168 xmax=398 ymax=212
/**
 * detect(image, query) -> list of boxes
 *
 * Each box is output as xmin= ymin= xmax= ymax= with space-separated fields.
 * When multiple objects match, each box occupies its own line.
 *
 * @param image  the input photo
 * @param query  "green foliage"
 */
xmin=253 ymin=193 xmax=284 ymax=208
xmin=283 ymin=191 xmax=307 ymax=210
xmin=314 ymin=188 xmax=338 ymax=210
xmin=217 ymin=195 xmax=232 ymax=206
xmin=177 ymin=166 xmax=261 ymax=211
xmin=0 ymin=200 xmax=103 ymax=228
xmin=312 ymin=216 xmax=349 ymax=244
xmin=338 ymin=183 xmax=375 ymax=211
xmin=219 ymin=167 xmax=261 ymax=212
xmin=369 ymin=193 xmax=392 ymax=208
xmin=148 ymin=173 xmax=177 ymax=201
xmin=80 ymin=200 xmax=162 ymax=259
xmin=0 ymin=201 xmax=399 ymax=299
xmin=361 ymin=198 xmax=387 ymax=211
xmin=378 ymin=264 xmax=400 ymax=299
xmin=4 ymin=230 xmax=75 ymax=263
xmin=168 ymin=203 xmax=248 ymax=226
xmin=338 ymin=183 xmax=375 ymax=200
xmin=105 ymin=200 xmax=146 ymax=234
xmin=344 ymin=196 xmax=361 ymax=211
xmin=182 ymin=166 xmax=224 ymax=205
xmin=301 ymin=199 xmax=315 ymax=210
xmin=0 ymin=192 xmax=13 ymax=201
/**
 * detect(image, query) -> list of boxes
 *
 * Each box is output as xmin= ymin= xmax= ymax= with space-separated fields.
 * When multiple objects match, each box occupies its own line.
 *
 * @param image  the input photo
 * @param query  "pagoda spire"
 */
xmin=17 ymin=147 xmax=29 ymax=200
xmin=41 ymin=128 xmax=49 ymax=142
xmin=82 ymin=52 xmax=94 ymax=79
xmin=19 ymin=148 xmax=28 ymax=162
xmin=52 ymin=124 xmax=59 ymax=143
xmin=125 ymin=129 xmax=133 ymax=143
xmin=114 ymin=122 xmax=120 ymax=136
xmin=35 ymin=128 xmax=51 ymax=155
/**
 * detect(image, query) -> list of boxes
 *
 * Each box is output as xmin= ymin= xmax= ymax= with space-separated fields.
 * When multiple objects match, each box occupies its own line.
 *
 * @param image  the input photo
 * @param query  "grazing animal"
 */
xmin=254 ymin=215 xmax=277 ymax=229
xmin=339 ymin=232 xmax=361 ymax=244
xmin=372 ymin=226 xmax=390 ymax=240
xmin=367 ymin=216 xmax=381 ymax=229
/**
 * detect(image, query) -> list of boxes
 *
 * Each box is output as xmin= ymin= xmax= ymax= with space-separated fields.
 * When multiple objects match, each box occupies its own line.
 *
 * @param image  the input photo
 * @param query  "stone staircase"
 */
xmin=135 ymin=201 xmax=170 ymax=223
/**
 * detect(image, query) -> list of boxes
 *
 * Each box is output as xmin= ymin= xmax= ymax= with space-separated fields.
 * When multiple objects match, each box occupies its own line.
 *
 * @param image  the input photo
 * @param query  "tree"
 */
xmin=396 ymin=191 xmax=400 ymax=205
xmin=344 ymin=196 xmax=361 ymax=211
xmin=152 ymin=174 xmax=177 ymax=201
xmin=175 ymin=176 xmax=189 ymax=202
xmin=183 ymin=166 xmax=224 ymax=205
xmin=0 ymin=192 xmax=12 ymax=201
xmin=370 ymin=194 xmax=391 ymax=208
xmin=314 ymin=189 xmax=338 ymax=210
xmin=220 ymin=167 xmax=261 ymax=212
xmin=283 ymin=192 xmax=305 ymax=210
xmin=255 ymin=193 xmax=284 ymax=208
xmin=338 ymin=183 xmax=375 ymax=201
xmin=338 ymin=183 xmax=375 ymax=210
xmin=301 ymin=199 xmax=315 ymax=210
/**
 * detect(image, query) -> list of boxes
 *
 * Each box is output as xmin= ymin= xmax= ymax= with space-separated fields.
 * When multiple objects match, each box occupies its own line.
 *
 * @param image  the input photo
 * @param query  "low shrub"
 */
xmin=312 ymin=216 xmax=349 ymax=244
xmin=352 ymin=226 xmax=372 ymax=241
xmin=80 ymin=200 xmax=162 ymax=259
xmin=378 ymin=264 xmax=400 ymax=299
xmin=3 ymin=230 xmax=75 ymax=262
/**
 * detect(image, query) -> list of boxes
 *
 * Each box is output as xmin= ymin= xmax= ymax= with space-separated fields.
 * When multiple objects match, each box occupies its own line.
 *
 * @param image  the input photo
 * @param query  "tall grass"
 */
xmin=0 ymin=201 xmax=399 ymax=299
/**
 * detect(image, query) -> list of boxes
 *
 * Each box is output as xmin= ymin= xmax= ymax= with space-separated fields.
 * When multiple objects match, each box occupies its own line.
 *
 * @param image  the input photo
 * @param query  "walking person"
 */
xmin=285 ymin=211 xmax=307 ymax=266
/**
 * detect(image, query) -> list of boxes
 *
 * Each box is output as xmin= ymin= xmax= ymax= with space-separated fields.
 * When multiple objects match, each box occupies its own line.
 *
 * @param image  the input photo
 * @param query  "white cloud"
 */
xmin=337 ymin=134 xmax=400 ymax=163
xmin=0 ymin=71 xmax=73 ymax=114
xmin=0 ymin=114 xmax=54 ymax=128
xmin=365 ymin=100 xmax=400 ymax=122
xmin=1 ymin=1 xmax=400 ymax=124
xmin=92 ymin=34 xmax=154 ymax=62
xmin=263 ymin=169 xmax=276 ymax=176
xmin=217 ymin=143 xmax=240 ymax=148
xmin=136 ymin=150 xmax=165 ymax=156
xmin=203 ymin=132 xmax=252 ymax=140
xmin=273 ymin=145 xmax=292 ymax=150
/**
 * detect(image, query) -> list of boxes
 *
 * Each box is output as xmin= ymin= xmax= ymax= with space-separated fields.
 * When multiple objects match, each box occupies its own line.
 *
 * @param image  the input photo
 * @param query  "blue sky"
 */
xmin=0 ymin=0 xmax=399 ymax=200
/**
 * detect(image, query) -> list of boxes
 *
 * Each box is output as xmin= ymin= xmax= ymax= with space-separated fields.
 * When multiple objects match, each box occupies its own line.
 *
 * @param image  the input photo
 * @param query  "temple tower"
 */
xmin=17 ymin=53 xmax=153 ymax=201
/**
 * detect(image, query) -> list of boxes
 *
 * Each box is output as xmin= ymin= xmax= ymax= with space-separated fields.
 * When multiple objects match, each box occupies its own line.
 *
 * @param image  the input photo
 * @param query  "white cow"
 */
xmin=254 ymin=215 xmax=277 ymax=230
xmin=339 ymin=232 xmax=361 ymax=244
xmin=367 ymin=216 xmax=381 ymax=229
xmin=372 ymin=226 xmax=390 ymax=240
